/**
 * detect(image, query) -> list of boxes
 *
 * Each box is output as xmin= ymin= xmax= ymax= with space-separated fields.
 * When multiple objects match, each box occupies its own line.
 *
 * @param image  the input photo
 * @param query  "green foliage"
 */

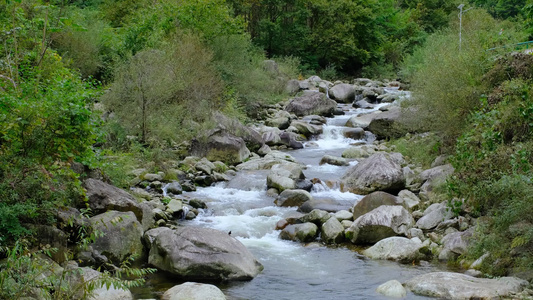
xmin=53 ymin=8 xmax=120 ymax=81
xmin=103 ymin=31 xmax=223 ymax=146
xmin=388 ymin=133 xmax=441 ymax=169
xmin=0 ymin=240 xmax=156 ymax=299
xmin=400 ymin=9 xmax=525 ymax=145
xmin=470 ymin=0 xmax=528 ymax=19
xmin=448 ymin=58 xmax=533 ymax=275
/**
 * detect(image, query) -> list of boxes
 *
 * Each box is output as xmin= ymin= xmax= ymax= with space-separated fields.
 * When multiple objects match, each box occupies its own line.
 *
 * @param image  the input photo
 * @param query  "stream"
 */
xmin=134 ymin=93 xmax=446 ymax=299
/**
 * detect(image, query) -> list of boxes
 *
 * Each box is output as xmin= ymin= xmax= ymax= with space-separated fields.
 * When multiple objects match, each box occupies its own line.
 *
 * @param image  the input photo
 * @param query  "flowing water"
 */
xmin=134 ymin=91 xmax=445 ymax=299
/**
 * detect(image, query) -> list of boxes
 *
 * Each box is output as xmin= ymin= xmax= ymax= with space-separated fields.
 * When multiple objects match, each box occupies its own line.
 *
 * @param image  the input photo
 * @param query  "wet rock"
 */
xmin=299 ymin=209 xmax=331 ymax=226
xmin=363 ymin=237 xmax=425 ymax=263
xmin=404 ymin=272 xmax=528 ymax=299
xmin=166 ymin=181 xmax=183 ymax=195
xmin=376 ymin=280 xmax=407 ymax=298
xmin=343 ymin=128 xmax=365 ymax=139
xmin=346 ymin=205 xmax=414 ymax=244
xmin=341 ymin=153 xmax=405 ymax=195
xmin=275 ymin=219 xmax=290 ymax=230
xmin=285 ymin=91 xmax=337 ymax=117
xmin=145 ymin=227 xmax=263 ymax=281
xmin=279 ymin=223 xmax=318 ymax=243
xmin=319 ymin=155 xmax=349 ymax=166
xmin=279 ymin=132 xmax=304 ymax=149
xmin=295 ymin=179 xmax=313 ymax=192
xmin=266 ymin=162 xmax=305 ymax=192
xmin=276 ymin=189 xmax=313 ymax=207
xmin=290 ymin=121 xmax=322 ymax=137
xmin=181 ymin=181 xmax=196 ymax=192
xmin=321 ymin=217 xmax=345 ymax=244
xmin=162 ymin=282 xmax=226 ymax=300
xmin=89 ymin=211 xmax=143 ymax=264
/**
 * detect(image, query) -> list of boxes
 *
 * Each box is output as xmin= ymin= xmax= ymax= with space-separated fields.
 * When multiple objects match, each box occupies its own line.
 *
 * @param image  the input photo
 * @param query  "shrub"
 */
xmin=400 ymin=9 xmax=525 ymax=145
xmin=102 ymin=31 xmax=223 ymax=146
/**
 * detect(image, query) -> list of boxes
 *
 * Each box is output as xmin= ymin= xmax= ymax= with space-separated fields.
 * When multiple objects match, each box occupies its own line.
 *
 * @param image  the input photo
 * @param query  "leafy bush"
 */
xmin=449 ymin=75 xmax=533 ymax=275
xmin=103 ymin=31 xmax=222 ymax=146
xmin=400 ymin=9 xmax=526 ymax=145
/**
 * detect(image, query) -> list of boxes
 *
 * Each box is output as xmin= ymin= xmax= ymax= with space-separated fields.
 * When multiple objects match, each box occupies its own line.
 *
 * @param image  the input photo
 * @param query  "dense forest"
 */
xmin=1 ymin=0 xmax=533 ymax=297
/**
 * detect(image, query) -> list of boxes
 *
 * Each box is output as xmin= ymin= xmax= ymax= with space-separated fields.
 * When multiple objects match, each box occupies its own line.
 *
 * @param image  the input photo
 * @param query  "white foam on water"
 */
xmin=191 ymin=206 xmax=292 ymax=239
xmin=311 ymin=184 xmax=363 ymax=202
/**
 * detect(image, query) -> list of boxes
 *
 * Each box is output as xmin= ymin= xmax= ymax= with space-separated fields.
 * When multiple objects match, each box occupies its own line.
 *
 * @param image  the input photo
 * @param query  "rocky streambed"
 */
xmin=43 ymin=76 xmax=531 ymax=300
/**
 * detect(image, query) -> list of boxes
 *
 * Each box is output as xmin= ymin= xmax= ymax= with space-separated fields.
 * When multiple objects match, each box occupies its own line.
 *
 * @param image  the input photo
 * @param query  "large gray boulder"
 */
xmin=329 ymin=83 xmax=355 ymax=103
xmin=341 ymin=153 xmax=405 ymax=195
xmin=83 ymin=178 xmax=143 ymax=221
xmin=162 ymin=282 xmax=226 ymax=300
xmin=321 ymin=217 xmax=345 ymax=244
xmin=285 ymin=79 xmax=300 ymax=95
xmin=346 ymin=205 xmax=414 ymax=244
xmin=352 ymin=191 xmax=404 ymax=220
xmin=275 ymin=189 xmax=313 ymax=207
xmin=190 ymin=129 xmax=251 ymax=164
xmin=89 ymin=211 xmax=144 ymax=264
xmin=345 ymin=111 xmax=381 ymax=128
xmin=367 ymin=107 xmax=407 ymax=140
xmin=404 ymin=272 xmax=528 ymax=299
xmin=285 ymin=91 xmax=337 ymax=117
xmin=145 ymin=227 xmax=263 ymax=281
xmin=363 ymin=237 xmax=425 ymax=263
xmin=279 ymin=223 xmax=318 ymax=243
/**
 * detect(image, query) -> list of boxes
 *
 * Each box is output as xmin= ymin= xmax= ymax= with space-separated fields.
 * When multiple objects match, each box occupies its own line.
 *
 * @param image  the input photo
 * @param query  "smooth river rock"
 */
xmin=279 ymin=223 xmax=318 ymax=243
xmin=284 ymin=91 xmax=337 ymax=117
xmin=363 ymin=237 xmax=425 ymax=263
xmin=346 ymin=205 xmax=414 ymax=244
xmin=352 ymin=191 xmax=404 ymax=220
xmin=341 ymin=153 xmax=405 ymax=195
xmin=404 ymin=272 xmax=528 ymax=299
xmin=275 ymin=189 xmax=313 ymax=207
xmin=145 ymin=227 xmax=263 ymax=281
xmin=376 ymin=280 xmax=407 ymax=298
xmin=321 ymin=217 xmax=345 ymax=244
xmin=162 ymin=282 xmax=226 ymax=300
